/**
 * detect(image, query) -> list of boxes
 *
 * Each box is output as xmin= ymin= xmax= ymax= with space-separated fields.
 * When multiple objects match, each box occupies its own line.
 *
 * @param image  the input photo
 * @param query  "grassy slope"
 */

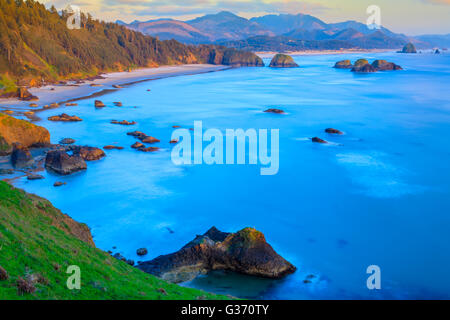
xmin=0 ymin=181 xmax=226 ymax=300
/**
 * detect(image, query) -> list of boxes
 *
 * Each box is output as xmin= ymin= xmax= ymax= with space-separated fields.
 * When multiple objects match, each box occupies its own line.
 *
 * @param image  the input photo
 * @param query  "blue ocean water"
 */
xmin=7 ymin=51 xmax=450 ymax=299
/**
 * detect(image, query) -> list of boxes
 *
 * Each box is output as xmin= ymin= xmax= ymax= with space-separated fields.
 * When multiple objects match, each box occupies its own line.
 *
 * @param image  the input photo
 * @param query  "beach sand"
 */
xmin=0 ymin=64 xmax=230 ymax=114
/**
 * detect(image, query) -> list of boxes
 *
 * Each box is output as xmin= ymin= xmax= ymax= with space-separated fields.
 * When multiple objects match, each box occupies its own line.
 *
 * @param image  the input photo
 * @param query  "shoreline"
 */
xmin=0 ymin=64 xmax=231 ymax=115
xmin=255 ymin=49 xmax=394 ymax=58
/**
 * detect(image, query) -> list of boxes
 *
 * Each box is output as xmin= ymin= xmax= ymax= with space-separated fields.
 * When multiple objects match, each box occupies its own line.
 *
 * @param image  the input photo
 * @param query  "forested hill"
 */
xmin=0 ymin=0 xmax=262 ymax=94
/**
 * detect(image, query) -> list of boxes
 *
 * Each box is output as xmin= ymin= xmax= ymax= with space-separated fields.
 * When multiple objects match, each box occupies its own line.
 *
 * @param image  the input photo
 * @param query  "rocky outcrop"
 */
xmin=103 ymin=145 xmax=124 ymax=150
xmin=11 ymin=145 xmax=33 ymax=168
xmin=137 ymin=248 xmax=148 ymax=256
xmin=59 ymin=138 xmax=76 ymax=145
xmin=138 ymin=227 xmax=296 ymax=283
xmin=351 ymin=63 xmax=376 ymax=73
xmin=400 ymin=43 xmax=417 ymax=53
xmin=334 ymin=60 xmax=353 ymax=69
xmin=72 ymin=146 xmax=106 ymax=161
xmin=217 ymin=48 xmax=264 ymax=67
xmin=269 ymin=54 xmax=299 ymax=68
xmin=94 ymin=100 xmax=106 ymax=108
xmin=48 ymin=114 xmax=82 ymax=122
xmin=325 ymin=128 xmax=343 ymax=135
xmin=311 ymin=137 xmax=328 ymax=144
xmin=138 ymin=147 xmax=160 ymax=152
xmin=131 ymin=142 xmax=144 ymax=149
xmin=17 ymin=87 xmax=39 ymax=101
xmin=111 ymin=120 xmax=136 ymax=125
xmin=264 ymin=108 xmax=285 ymax=114
xmin=45 ymin=150 xmax=87 ymax=175
xmin=0 ymin=114 xmax=50 ymax=154
xmin=353 ymin=59 xmax=369 ymax=68
xmin=27 ymin=174 xmax=44 ymax=180
xmin=140 ymin=136 xmax=160 ymax=144
xmin=371 ymin=60 xmax=403 ymax=71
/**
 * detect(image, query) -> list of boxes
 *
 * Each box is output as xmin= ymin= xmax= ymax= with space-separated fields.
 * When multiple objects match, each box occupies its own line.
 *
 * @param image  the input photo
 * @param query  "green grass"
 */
xmin=0 ymin=181 xmax=228 ymax=300
xmin=0 ymin=74 xmax=16 ymax=94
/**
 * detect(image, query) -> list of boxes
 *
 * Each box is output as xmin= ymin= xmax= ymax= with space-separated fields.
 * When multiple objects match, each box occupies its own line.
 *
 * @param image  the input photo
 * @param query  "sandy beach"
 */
xmin=0 ymin=64 xmax=230 ymax=114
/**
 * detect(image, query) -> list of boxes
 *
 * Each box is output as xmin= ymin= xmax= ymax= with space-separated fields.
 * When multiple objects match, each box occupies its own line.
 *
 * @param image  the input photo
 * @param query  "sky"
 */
xmin=38 ymin=0 xmax=450 ymax=35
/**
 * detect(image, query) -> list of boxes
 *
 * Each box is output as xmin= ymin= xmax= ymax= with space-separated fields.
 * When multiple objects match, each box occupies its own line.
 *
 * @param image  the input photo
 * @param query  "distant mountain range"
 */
xmin=118 ymin=11 xmax=448 ymax=51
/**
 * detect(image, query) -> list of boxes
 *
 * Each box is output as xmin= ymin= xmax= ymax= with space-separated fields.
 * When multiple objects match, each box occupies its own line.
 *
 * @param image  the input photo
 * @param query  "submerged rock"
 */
xmin=45 ymin=150 xmax=87 ymax=175
xmin=138 ymin=227 xmax=296 ymax=283
xmin=27 ymin=174 xmax=44 ymax=180
xmin=0 ymin=169 xmax=14 ymax=175
xmin=264 ymin=108 xmax=285 ymax=114
xmin=111 ymin=120 xmax=136 ymax=125
xmin=59 ymin=138 xmax=76 ymax=145
xmin=103 ymin=145 xmax=124 ymax=150
xmin=48 ymin=114 xmax=82 ymax=122
xmin=53 ymin=181 xmax=67 ymax=187
xmin=435 ymin=49 xmax=441 ymax=54
xmin=333 ymin=60 xmax=353 ymax=69
xmin=137 ymin=248 xmax=148 ymax=256
xmin=325 ymin=128 xmax=343 ymax=135
xmin=138 ymin=147 xmax=160 ymax=152
xmin=311 ymin=137 xmax=328 ymax=144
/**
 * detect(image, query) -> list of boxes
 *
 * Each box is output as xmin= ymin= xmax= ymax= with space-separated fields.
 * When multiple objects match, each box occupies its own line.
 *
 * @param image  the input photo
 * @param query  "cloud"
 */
xmin=39 ymin=0 xmax=329 ymax=21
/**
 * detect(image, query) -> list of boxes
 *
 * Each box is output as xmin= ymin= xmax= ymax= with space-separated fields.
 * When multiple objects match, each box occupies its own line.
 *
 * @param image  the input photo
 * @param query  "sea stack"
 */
xmin=269 ymin=54 xmax=299 ymax=68
xmin=400 ymin=43 xmax=417 ymax=53
xmin=138 ymin=227 xmax=296 ymax=283
xmin=334 ymin=60 xmax=353 ymax=69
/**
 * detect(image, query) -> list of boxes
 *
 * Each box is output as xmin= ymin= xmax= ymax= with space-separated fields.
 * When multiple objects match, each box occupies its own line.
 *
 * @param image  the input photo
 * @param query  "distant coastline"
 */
xmin=255 ymin=48 xmax=394 ymax=58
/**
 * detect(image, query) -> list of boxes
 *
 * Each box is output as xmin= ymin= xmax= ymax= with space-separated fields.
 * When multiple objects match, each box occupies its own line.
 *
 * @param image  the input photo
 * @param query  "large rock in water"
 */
xmin=45 ymin=150 xmax=87 ymax=175
xmin=334 ymin=60 xmax=353 ymax=69
xmin=351 ymin=63 xmax=376 ymax=73
xmin=138 ymin=227 xmax=296 ymax=283
xmin=400 ymin=43 xmax=417 ymax=53
xmin=211 ymin=48 xmax=264 ymax=67
xmin=11 ymin=145 xmax=33 ymax=168
xmin=0 ymin=113 xmax=50 ymax=155
xmin=371 ymin=60 xmax=403 ymax=71
xmin=72 ymin=146 xmax=106 ymax=161
xmin=269 ymin=54 xmax=299 ymax=68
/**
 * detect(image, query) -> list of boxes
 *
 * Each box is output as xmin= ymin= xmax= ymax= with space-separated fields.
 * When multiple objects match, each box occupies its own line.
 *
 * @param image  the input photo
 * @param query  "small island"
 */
xmin=399 ymin=42 xmax=417 ymax=53
xmin=269 ymin=54 xmax=299 ymax=68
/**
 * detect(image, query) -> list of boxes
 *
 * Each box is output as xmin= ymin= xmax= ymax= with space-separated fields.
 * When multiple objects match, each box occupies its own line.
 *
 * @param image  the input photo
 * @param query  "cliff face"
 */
xmin=0 ymin=114 xmax=50 ymax=154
